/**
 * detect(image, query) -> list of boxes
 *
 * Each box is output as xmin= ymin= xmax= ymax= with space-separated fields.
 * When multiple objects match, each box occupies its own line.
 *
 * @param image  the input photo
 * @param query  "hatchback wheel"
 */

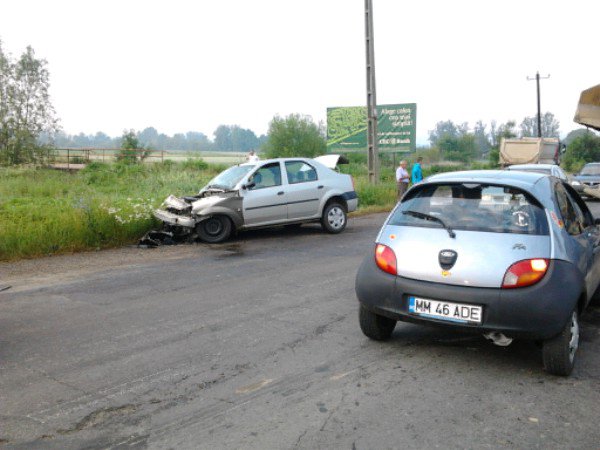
xmin=196 ymin=215 xmax=232 ymax=243
xmin=321 ymin=202 xmax=347 ymax=234
xmin=542 ymin=309 xmax=579 ymax=376
xmin=359 ymin=305 xmax=396 ymax=340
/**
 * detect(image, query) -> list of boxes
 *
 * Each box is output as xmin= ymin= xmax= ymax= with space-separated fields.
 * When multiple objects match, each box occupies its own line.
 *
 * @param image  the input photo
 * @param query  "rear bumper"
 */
xmin=342 ymin=191 xmax=358 ymax=212
xmin=355 ymin=253 xmax=582 ymax=340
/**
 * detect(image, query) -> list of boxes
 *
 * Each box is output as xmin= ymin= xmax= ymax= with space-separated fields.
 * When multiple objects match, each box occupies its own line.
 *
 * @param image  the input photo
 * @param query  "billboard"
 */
xmin=326 ymin=103 xmax=416 ymax=153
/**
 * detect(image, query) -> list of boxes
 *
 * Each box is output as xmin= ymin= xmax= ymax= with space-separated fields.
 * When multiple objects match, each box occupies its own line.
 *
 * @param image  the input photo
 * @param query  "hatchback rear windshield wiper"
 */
xmin=402 ymin=210 xmax=456 ymax=238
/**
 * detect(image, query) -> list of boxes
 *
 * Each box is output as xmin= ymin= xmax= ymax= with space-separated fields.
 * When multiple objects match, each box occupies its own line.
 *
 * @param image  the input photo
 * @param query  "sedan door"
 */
xmin=284 ymin=161 xmax=323 ymax=220
xmin=242 ymin=162 xmax=287 ymax=226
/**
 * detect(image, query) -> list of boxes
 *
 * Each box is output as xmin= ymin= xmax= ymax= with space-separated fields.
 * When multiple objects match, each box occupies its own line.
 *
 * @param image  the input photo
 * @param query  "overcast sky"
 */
xmin=1 ymin=0 xmax=598 ymax=145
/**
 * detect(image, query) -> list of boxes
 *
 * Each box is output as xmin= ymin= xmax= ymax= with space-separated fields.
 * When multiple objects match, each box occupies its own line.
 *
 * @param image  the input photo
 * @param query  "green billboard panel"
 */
xmin=326 ymin=103 xmax=416 ymax=153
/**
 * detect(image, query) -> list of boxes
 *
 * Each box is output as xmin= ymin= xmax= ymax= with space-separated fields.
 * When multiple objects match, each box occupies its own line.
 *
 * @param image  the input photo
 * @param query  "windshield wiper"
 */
xmin=402 ymin=210 xmax=456 ymax=238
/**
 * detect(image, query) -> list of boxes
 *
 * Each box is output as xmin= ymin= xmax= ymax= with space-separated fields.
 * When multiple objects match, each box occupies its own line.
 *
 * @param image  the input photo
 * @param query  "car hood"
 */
xmin=191 ymin=192 xmax=237 ymax=214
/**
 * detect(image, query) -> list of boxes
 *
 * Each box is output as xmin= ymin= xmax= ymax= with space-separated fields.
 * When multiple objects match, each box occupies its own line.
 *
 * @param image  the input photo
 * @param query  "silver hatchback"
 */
xmin=355 ymin=170 xmax=600 ymax=376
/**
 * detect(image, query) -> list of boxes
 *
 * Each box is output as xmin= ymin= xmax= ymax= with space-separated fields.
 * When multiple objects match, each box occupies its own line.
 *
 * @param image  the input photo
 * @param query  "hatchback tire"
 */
xmin=542 ymin=309 xmax=579 ymax=376
xmin=321 ymin=202 xmax=347 ymax=234
xmin=359 ymin=305 xmax=396 ymax=341
xmin=196 ymin=215 xmax=232 ymax=243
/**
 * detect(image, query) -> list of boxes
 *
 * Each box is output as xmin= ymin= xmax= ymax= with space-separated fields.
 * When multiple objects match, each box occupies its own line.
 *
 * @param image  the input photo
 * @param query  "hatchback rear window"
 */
xmin=389 ymin=183 xmax=549 ymax=235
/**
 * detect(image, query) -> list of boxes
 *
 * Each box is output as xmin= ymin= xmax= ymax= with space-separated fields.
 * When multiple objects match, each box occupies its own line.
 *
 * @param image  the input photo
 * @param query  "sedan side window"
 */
xmin=285 ymin=161 xmax=317 ymax=184
xmin=249 ymin=163 xmax=282 ymax=190
xmin=555 ymin=183 xmax=584 ymax=235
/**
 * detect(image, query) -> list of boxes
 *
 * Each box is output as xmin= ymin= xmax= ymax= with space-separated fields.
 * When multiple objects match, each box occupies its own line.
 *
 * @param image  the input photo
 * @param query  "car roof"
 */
xmin=425 ymin=170 xmax=548 ymax=191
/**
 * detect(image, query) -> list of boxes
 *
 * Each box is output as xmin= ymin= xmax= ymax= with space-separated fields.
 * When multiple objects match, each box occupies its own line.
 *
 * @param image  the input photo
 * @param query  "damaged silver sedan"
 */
xmin=153 ymin=155 xmax=358 ymax=243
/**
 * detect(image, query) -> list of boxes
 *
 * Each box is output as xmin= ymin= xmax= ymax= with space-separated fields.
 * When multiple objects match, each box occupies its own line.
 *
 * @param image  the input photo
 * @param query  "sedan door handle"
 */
xmin=318 ymin=185 xmax=324 ymax=189
xmin=278 ymin=191 xmax=284 ymax=195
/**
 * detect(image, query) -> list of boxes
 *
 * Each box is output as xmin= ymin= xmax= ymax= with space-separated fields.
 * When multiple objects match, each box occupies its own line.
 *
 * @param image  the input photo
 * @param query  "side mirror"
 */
xmin=244 ymin=181 xmax=256 ymax=190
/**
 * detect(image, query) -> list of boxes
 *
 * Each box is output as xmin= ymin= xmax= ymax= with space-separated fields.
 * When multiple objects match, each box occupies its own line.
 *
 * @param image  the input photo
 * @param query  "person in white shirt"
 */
xmin=247 ymin=150 xmax=260 ymax=163
xmin=396 ymin=160 xmax=410 ymax=200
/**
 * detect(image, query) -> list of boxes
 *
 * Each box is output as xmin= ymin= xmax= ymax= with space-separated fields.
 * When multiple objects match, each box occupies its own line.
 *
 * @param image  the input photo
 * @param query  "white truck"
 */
xmin=499 ymin=137 xmax=562 ymax=167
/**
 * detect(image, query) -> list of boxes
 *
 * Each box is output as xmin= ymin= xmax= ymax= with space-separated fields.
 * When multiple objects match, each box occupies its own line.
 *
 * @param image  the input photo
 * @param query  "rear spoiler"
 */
xmin=574 ymin=84 xmax=600 ymax=132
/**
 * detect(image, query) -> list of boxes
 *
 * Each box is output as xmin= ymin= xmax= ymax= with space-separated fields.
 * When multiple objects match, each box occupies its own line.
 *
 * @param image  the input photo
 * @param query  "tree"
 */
xmin=473 ymin=120 xmax=491 ymax=157
xmin=428 ymin=120 xmax=469 ymax=146
xmin=561 ymin=131 xmax=600 ymax=172
xmin=213 ymin=125 xmax=259 ymax=152
xmin=437 ymin=134 xmax=477 ymax=163
xmin=185 ymin=131 xmax=212 ymax=151
xmin=213 ymin=125 xmax=232 ymax=151
xmin=0 ymin=43 xmax=59 ymax=165
xmin=519 ymin=112 xmax=560 ymax=138
xmin=117 ymin=129 xmax=149 ymax=163
xmin=262 ymin=114 xmax=326 ymax=158
xmin=563 ymin=128 xmax=589 ymax=146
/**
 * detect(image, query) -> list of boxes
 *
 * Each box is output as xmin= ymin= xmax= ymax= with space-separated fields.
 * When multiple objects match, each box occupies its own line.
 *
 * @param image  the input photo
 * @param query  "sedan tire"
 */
xmin=196 ymin=215 xmax=232 ymax=243
xmin=542 ymin=309 xmax=579 ymax=376
xmin=359 ymin=305 xmax=396 ymax=341
xmin=321 ymin=202 xmax=347 ymax=234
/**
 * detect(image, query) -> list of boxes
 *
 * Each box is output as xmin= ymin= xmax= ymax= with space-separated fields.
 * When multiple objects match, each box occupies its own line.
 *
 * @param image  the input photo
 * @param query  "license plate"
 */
xmin=408 ymin=296 xmax=482 ymax=324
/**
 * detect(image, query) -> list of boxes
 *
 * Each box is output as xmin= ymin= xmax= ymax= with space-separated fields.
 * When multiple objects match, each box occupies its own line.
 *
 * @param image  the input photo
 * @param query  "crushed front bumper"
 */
xmin=153 ymin=209 xmax=195 ymax=228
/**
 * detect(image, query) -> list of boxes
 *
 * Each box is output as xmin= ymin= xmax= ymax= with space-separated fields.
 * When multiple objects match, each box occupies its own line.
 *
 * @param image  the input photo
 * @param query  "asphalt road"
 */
xmin=1 ymin=211 xmax=600 ymax=449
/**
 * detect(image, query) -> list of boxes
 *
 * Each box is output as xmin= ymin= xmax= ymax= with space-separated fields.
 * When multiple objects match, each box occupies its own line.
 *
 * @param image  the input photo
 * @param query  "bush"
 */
xmin=562 ymin=132 xmax=600 ymax=172
xmin=181 ymin=158 xmax=208 ymax=171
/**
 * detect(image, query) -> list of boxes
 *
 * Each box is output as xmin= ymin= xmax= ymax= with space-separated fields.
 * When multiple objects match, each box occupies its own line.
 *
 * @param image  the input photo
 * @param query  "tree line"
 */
xmin=47 ymin=124 xmax=268 ymax=152
xmin=427 ymin=113 xmax=561 ymax=164
xmin=2 ymin=39 xmax=599 ymax=169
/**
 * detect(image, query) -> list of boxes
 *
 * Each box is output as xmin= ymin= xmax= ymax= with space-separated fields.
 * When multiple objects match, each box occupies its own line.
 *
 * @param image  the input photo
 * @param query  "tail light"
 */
xmin=375 ymin=244 xmax=397 ymax=275
xmin=351 ymin=175 xmax=356 ymax=191
xmin=502 ymin=259 xmax=549 ymax=288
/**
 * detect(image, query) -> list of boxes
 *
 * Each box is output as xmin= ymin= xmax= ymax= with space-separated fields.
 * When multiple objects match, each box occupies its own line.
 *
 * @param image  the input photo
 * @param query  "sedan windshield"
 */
xmin=206 ymin=165 xmax=255 ymax=190
xmin=389 ymin=183 xmax=549 ymax=235
xmin=580 ymin=164 xmax=600 ymax=176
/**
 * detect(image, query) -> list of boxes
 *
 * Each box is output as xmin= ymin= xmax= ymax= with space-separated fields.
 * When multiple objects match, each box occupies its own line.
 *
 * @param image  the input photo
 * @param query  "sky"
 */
xmin=1 ymin=0 xmax=599 ymax=146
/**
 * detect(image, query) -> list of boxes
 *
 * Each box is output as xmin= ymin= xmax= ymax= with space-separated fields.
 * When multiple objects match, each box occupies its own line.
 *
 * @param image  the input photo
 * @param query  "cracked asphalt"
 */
xmin=1 ymin=211 xmax=600 ymax=449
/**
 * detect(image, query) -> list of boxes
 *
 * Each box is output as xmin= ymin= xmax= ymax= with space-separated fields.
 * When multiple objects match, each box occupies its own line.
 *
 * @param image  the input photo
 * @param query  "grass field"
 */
xmin=1 ymin=152 xmax=474 ymax=261
xmin=0 ymin=158 xmax=401 ymax=261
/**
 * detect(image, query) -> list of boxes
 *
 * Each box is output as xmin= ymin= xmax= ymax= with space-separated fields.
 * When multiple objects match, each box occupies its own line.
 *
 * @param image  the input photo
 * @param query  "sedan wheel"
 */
xmin=359 ymin=305 xmax=396 ymax=341
xmin=542 ymin=309 xmax=579 ymax=376
xmin=196 ymin=215 xmax=232 ymax=243
xmin=321 ymin=202 xmax=347 ymax=234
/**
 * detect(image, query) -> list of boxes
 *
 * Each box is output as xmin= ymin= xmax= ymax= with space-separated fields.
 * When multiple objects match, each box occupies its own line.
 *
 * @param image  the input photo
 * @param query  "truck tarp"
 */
xmin=499 ymin=138 xmax=559 ymax=166
xmin=574 ymin=84 xmax=600 ymax=132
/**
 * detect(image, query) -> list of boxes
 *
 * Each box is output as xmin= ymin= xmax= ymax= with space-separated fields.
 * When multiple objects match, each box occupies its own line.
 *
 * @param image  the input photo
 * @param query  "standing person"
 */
xmin=411 ymin=156 xmax=423 ymax=184
xmin=246 ymin=149 xmax=259 ymax=163
xmin=395 ymin=160 xmax=410 ymax=200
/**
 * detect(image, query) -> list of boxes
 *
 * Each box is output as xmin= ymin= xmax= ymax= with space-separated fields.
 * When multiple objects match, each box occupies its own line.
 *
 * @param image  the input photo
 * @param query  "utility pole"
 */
xmin=365 ymin=0 xmax=379 ymax=184
xmin=527 ymin=71 xmax=550 ymax=138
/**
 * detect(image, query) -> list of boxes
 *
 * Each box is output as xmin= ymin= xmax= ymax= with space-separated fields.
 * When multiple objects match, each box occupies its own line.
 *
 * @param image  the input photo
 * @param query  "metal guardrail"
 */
xmin=48 ymin=148 xmax=168 ymax=169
